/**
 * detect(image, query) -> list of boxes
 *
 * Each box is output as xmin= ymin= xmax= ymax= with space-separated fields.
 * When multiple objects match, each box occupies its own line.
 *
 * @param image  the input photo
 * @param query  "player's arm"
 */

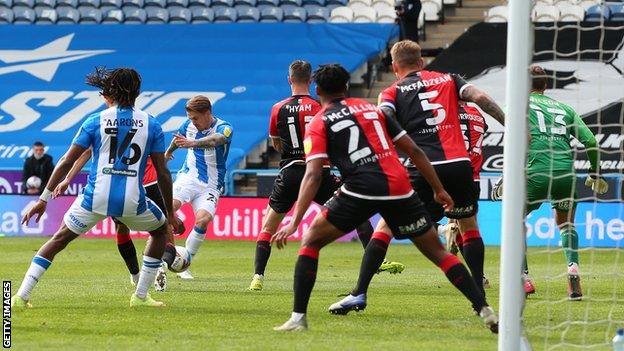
xmin=395 ymin=136 xmax=453 ymax=210
xmin=164 ymin=139 xmax=178 ymax=161
xmin=270 ymin=137 xmax=283 ymax=154
xmin=268 ymin=103 xmax=283 ymax=153
xmin=53 ymin=148 xmax=92 ymax=198
xmin=571 ymin=113 xmax=608 ymax=194
xmin=271 ymin=158 xmax=324 ymax=249
xmin=460 ymin=85 xmax=505 ymax=126
xmin=175 ymin=133 xmax=227 ymax=149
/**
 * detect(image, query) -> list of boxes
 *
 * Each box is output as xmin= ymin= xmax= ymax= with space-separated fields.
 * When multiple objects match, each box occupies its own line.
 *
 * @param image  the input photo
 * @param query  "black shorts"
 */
xmin=113 ymin=183 xmax=166 ymax=225
xmin=268 ymin=165 xmax=341 ymax=214
xmin=324 ymin=190 xmax=432 ymax=240
xmin=409 ymin=160 xmax=478 ymax=222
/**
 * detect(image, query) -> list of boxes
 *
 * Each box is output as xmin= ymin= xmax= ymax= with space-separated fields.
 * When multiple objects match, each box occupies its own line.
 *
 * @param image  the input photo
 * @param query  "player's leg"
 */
xmin=523 ymin=172 xmax=549 ymax=296
xmin=144 ymin=183 xmax=176 ymax=292
xmin=12 ymin=199 xmax=103 ymax=307
xmin=114 ymin=219 xmax=140 ymax=285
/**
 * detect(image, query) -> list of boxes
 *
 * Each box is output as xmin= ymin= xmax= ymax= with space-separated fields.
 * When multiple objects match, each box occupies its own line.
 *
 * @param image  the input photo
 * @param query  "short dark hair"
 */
xmin=313 ymin=64 xmax=350 ymax=95
xmin=289 ymin=60 xmax=312 ymax=84
xmin=186 ymin=95 xmax=212 ymax=113
xmin=530 ymin=65 xmax=548 ymax=91
xmin=86 ymin=66 xmax=142 ymax=108
xmin=33 ymin=141 xmax=44 ymax=147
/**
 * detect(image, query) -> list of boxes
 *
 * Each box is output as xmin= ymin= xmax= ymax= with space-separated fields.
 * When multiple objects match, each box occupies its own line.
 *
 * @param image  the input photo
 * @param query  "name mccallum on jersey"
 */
xmin=322 ymin=102 xmax=378 ymax=122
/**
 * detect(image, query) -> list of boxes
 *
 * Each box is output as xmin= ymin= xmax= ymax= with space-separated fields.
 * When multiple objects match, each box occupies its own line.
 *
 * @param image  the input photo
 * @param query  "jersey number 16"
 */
xmin=104 ymin=127 xmax=142 ymax=165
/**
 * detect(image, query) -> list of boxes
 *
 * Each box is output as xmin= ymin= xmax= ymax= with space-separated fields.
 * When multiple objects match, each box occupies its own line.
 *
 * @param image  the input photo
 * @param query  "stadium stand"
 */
xmin=259 ymin=5 xmax=282 ymax=21
xmin=78 ymin=6 xmax=102 ymax=21
xmin=329 ymin=5 xmax=352 ymax=21
xmin=168 ymin=6 xmax=190 ymax=21
xmin=57 ymin=6 xmax=80 ymax=21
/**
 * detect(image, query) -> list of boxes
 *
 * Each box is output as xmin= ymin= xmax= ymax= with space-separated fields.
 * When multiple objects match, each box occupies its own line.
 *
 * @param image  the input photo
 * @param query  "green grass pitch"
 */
xmin=1 ymin=238 xmax=622 ymax=350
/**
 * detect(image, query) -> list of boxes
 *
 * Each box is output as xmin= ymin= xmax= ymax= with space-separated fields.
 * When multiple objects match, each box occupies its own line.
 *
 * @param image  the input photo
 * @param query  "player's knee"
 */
xmin=194 ymin=212 xmax=213 ymax=230
xmin=457 ymin=216 xmax=478 ymax=232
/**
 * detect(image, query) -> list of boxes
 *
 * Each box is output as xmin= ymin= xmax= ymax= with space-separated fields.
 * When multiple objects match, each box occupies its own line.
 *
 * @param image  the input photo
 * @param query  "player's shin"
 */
xmin=560 ymin=227 xmax=579 ymax=268
xmin=185 ymin=226 xmax=207 ymax=256
xmin=439 ymin=254 xmax=487 ymax=313
xmin=460 ymin=230 xmax=485 ymax=295
xmin=135 ymin=256 xmax=162 ymax=299
xmin=15 ymin=255 xmax=52 ymax=301
xmin=293 ymin=246 xmax=319 ymax=315
xmin=116 ymin=233 xmax=140 ymax=276
xmin=254 ymin=232 xmax=272 ymax=275
xmin=351 ymin=232 xmax=391 ymax=295
xmin=161 ymin=242 xmax=177 ymax=268
xmin=355 ymin=221 xmax=374 ymax=249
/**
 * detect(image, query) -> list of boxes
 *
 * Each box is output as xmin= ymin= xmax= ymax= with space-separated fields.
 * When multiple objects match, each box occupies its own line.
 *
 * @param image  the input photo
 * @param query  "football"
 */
xmin=168 ymin=245 xmax=192 ymax=273
xmin=26 ymin=176 xmax=42 ymax=189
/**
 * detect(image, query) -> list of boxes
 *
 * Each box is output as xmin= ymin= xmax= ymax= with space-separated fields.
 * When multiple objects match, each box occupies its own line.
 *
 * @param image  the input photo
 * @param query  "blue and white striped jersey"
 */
xmin=176 ymin=117 xmax=233 ymax=191
xmin=72 ymin=106 xmax=165 ymax=217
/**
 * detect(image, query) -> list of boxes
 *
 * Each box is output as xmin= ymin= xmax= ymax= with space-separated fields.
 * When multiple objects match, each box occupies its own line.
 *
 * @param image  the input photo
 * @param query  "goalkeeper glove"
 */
xmin=491 ymin=177 xmax=503 ymax=201
xmin=585 ymin=175 xmax=608 ymax=195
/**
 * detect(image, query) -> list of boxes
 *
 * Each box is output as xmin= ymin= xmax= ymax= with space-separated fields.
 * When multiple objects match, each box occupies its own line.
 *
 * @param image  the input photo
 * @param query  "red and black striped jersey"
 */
xmin=304 ymin=97 xmax=414 ymax=200
xmin=378 ymin=70 xmax=471 ymax=165
xmin=269 ymin=95 xmax=321 ymax=168
xmin=143 ymin=157 xmax=157 ymax=186
xmin=458 ymin=103 xmax=487 ymax=180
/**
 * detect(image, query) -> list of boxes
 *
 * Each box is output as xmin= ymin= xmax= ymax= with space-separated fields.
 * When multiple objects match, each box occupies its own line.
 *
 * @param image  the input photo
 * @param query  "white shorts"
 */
xmin=173 ymin=175 xmax=220 ymax=216
xmin=63 ymin=196 xmax=166 ymax=235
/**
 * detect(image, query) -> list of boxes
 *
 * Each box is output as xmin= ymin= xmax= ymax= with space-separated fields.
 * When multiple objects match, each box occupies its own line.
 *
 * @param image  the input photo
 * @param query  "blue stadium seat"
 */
xmin=213 ymin=5 xmax=235 ymax=21
xmin=211 ymin=0 xmax=232 ymax=7
xmin=610 ymin=4 xmax=624 ymax=21
xmin=122 ymin=0 xmax=143 ymax=7
xmin=13 ymin=6 xmax=35 ymax=22
xmin=259 ymin=4 xmax=281 ymax=21
xmin=13 ymin=0 xmax=34 ymax=8
xmin=166 ymin=0 xmax=187 ymax=7
xmin=146 ymin=6 xmax=167 ymax=21
xmin=78 ymin=0 xmax=99 ymax=7
xmin=78 ymin=6 xmax=102 ymax=22
xmin=0 ymin=7 xmax=13 ymax=23
xmin=302 ymin=0 xmax=323 ymax=6
xmin=304 ymin=4 xmax=327 ymax=22
xmin=34 ymin=7 xmax=57 ymax=23
xmin=188 ymin=0 xmax=208 ymax=6
xmin=56 ymin=0 xmax=78 ymax=6
xmin=123 ymin=7 xmax=146 ymax=22
xmin=279 ymin=0 xmax=300 ymax=6
xmin=145 ymin=0 xmax=165 ymax=7
xmin=585 ymin=5 xmax=611 ymax=21
xmin=235 ymin=4 xmax=258 ymax=21
xmin=281 ymin=5 xmax=305 ymax=21
xmin=233 ymin=0 xmax=254 ymax=6
xmin=168 ymin=6 xmax=190 ymax=21
xmin=0 ymin=0 xmax=12 ymax=8
xmin=257 ymin=0 xmax=277 ymax=7
xmin=56 ymin=6 xmax=79 ymax=22
xmin=100 ymin=0 xmax=121 ymax=7
xmin=325 ymin=0 xmax=345 ymax=6
xmin=190 ymin=5 xmax=212 ymax=21
xmin=34 ymin=0 xmax=55 ymax=8
xmin=102 ymin=7 xmax=123 ymax=22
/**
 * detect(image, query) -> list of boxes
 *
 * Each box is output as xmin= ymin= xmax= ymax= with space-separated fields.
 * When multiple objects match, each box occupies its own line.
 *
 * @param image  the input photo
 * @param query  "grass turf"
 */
xmin=1 ymin=238 xmax=622 ymax=350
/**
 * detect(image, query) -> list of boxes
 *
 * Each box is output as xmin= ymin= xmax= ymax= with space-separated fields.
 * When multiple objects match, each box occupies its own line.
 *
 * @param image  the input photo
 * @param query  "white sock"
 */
xmin=17 ymin=255 xmax=51 ymax=300
xmin=291 ymin=312 xmax=306 ymax=321
xmin=185 ymin=226 xmax=206 ymax=256
xmin=135 ymin=256 xmax=161 ymax=299
xmin=437 ymin=224 xmax=446 ymax=239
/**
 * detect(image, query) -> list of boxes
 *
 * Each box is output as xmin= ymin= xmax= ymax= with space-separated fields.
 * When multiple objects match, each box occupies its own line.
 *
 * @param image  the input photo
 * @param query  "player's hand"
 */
xmin=21 ymin=200 xmax=47 ymax=225
xmin=170 ymin=216 xmax=185 ymax=234
xmin=272 ymin=224 xmax=297 ymax=250
xmin=173 ymin=134 xmax=196 ymax=149
xmin=434 ymin=190 xmax=454 ymax=211
xmin=491 ymin=177 xmax=503 ymax=201
xmin=585 ymin=175 xmax=608 ymax=194
xmin=52 ymin=180 xmax=70 ymax=198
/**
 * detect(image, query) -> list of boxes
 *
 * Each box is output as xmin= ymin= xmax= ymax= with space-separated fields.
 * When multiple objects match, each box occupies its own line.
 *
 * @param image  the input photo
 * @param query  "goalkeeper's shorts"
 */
xmin=526 ymin=170 xmax=577 ymax=213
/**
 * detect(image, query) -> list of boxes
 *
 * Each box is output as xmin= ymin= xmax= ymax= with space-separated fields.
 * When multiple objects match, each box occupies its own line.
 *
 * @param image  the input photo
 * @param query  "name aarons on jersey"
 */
xmin=397 ymin=74 xmax=453 ymax=93
xmin=105 ymin=118 xmax=144 ymax=128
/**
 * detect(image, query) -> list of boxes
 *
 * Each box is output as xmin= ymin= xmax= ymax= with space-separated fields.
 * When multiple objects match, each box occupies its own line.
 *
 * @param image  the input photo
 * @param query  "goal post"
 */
xmin=498 ymin=0 xmax=533 ymax=350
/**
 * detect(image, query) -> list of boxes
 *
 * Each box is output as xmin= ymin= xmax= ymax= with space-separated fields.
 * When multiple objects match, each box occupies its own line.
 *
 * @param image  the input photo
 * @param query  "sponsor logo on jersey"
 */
xmin=398 ymin=217 xmax=429 ymax=235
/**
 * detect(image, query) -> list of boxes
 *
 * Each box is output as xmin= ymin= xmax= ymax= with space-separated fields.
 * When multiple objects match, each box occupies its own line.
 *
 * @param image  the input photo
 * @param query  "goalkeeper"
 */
xmin=493 ymin=65 xmax=608 ymax=301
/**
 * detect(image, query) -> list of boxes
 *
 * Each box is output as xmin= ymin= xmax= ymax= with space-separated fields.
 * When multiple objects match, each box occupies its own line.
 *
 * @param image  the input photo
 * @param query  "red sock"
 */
xmin=116 ymin=233 xmax=131 ymax=245
xmin=254 ymin=231 xmax=273 ymax=275
xmin=439 ymin=254 xmax=486 ymax=313
xmin=293 ymin=246 xmax=320 ymax=313
xmin=352 ymin=232 xmax=391 ymax=295
xmin=461 ymin=230 xmax=485 ymax=295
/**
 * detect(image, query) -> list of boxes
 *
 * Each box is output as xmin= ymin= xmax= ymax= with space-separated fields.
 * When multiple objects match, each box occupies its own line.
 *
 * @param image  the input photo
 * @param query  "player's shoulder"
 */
xmin=273 ymin=96 xmax=295 ymax=110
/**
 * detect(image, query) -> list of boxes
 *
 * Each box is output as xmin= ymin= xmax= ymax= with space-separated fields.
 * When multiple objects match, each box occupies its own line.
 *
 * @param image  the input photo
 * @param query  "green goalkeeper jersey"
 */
xmin=527 ymin=92 xmax=599 ymax=174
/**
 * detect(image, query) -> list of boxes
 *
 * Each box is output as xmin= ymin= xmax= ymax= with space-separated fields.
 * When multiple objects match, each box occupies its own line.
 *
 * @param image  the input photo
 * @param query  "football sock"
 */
xmin=355 ymin=221 xmax=374 ymax=249
xmin=116 ymin=234 xmax=139 ymax=275
xmin=16 ymin=255 xmax=51 ymax=300
xmin=351 ymin=232 xmax=390 ymax=296
xmin=455 ymin=231 xmax=464 ymax=255
xmin=440 ymin=254 xmax=487 ymax=313
xmin=185 ymin=226 xmax=206 ymax=256
xmin=254 ymin=232 xmax=272 ymax=275
xmin=135 ymin=256 xmax=162 ymax=299
xmin=560 ymin=227 xmax=579 ymax=266
xmin=161 ymin=243 xmax=177 ymax=268
xmin=523 ymin=256 xmax=529 ymax=275
xmin=293 ymin=246 xmax=319 ymax=314
xmin=435 ymin=223 xmax=445 ymax=238
xmin=461 ymin=230 xmax=485 ymax=295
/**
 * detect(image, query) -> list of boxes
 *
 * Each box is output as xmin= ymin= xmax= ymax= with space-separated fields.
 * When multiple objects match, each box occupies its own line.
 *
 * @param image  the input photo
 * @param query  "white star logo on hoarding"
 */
xmin=0 ymin=33 xmax=114 ymax=82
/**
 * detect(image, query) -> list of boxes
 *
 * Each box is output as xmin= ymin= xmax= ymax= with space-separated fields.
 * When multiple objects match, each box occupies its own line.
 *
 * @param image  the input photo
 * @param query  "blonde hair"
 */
xmin=185 ymin=95 xmax=212 ymax=113
xmin=390 ymin=40 xmax=422 ymax=68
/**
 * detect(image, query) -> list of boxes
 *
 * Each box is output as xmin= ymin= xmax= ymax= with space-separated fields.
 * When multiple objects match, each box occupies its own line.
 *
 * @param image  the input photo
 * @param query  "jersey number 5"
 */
xmin=105 ymin=128 xmax=142 ymax=165
xmin=419 ymin=90 xmax=447 ymax=126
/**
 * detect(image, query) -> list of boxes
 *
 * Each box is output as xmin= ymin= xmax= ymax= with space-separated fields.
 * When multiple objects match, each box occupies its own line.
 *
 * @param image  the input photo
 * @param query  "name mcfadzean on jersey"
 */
xmin=105 ymin=119 xmax=145 ymax=128
xmin=397 ymin=74 xmax=453 ymax=93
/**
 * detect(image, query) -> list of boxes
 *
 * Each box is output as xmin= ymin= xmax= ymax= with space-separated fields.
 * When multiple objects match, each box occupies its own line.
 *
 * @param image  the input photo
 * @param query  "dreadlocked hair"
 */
xmin=312 ymin=64 xmax=350 ymax=95
xmin=86 ymin=67 xmax=142 ymax=108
